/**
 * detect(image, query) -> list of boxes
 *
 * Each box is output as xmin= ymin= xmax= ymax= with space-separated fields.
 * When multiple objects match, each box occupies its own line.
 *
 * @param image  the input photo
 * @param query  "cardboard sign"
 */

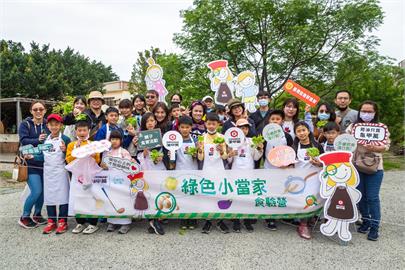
xmin=283 ymin=80 xmax=320 ymax=107
xmin=224 ymin=127 xmax=245 ymax=149
xmin=102 ymin=156 xmax=141 ymax=174
xmin=352 ymin=123 xmax=388 ymax=146
xmin=145 ymin=58 xmax=168 ymax=104
xmin=234 ymin=70 xmax=259 ymax=113
xmin=334 ymin=134 xmax=357 ymax=152
xmin=72 ymin=140 xmax=111 ymax=158
xmin=19 ymin=144 xmax=53 ymax=155
xmin=162 ymin=131 xmax=183 ymax=160
xmin=207 ymin=59 xmax=235 ymax=105
xmin=137 ymin=129 xmax=162 ymax=150
xmin=262 ymin=123 xmax=284 ymax=142
xmin=268 ymin=145 xmax=296 ymax=167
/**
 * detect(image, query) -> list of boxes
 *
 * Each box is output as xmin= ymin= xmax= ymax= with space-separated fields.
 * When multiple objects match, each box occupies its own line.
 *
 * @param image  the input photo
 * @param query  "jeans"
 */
xmin=46 ymin=204 xmax=68 ymax=222
xmin=357 ymin=170 xmax=384 ymax=229
xmin=22 ymin=173 xmax=44 ymax=217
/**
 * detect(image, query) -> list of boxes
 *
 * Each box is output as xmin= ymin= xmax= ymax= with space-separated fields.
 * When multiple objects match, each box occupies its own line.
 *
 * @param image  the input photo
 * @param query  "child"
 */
xmin=292 ymin=121 xmax=324 ymax=240
xmin=322 ymin=122 xmax=340 ymax=152
xmin=227 ymin=118 xmax=263 ymax=233
xmin=100 ymin=130 xmax=133 ymax=234
xmin=42 ymin=114 xmax=71 ymax=234
xmin=170 ymin=103 xmax=181 ymax=131
xmin=95 ymin=107 xmax=131 ymax=148
xmin=66 ymin=118 xmax=101 ymax=234
xmin=197 ymin=113 xmax=229 ymax=234
xmin=117 ymin=99 xmax=137 ymax=156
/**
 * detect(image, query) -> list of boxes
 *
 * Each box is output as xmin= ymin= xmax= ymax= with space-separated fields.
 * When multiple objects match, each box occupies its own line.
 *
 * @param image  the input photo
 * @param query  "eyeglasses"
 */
xmin=146 ymin=95 xmax=156 ymax=99
xmin=32 ymin=108 xmax=45 ymax=112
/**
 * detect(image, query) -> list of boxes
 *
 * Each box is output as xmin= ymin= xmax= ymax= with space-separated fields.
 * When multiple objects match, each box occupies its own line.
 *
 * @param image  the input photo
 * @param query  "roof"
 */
xmin=0 ymin=97 xmax=58 ymax=105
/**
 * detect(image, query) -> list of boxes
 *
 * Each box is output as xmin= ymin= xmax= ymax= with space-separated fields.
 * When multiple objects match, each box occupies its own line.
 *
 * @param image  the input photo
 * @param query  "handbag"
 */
xmin=353 ymin=145 xmax=380 ymax=174
xmin=12 ymin=155 xmax=28 ymax=182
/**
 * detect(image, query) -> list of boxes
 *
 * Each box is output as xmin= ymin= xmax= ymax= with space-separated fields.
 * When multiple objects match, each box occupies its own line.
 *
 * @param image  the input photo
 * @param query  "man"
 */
xmin=85 ymin=90 xmax=106 ymax=139
xmin=202 ymin=95 xmax=215 ymax=113
xmin=146 ymin=90 xmax=159 ymax=111
xmin=249 ymin=91 xmax=272 ymax=135
xmin=334 ymin=90 xmax=358 ymax=133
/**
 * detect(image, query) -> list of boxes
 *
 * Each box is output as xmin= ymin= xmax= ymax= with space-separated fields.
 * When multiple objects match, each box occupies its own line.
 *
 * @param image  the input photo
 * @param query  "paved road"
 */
xmin=0 ymin=171 xmax=404 ymax=270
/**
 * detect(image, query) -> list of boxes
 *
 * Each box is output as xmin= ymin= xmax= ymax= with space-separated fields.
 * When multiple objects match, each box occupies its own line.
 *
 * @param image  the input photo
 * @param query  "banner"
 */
xmin=283 ymin=80 xmax=320 ymax=107
xmin=73 ymin=168 xmax=324 ymax=219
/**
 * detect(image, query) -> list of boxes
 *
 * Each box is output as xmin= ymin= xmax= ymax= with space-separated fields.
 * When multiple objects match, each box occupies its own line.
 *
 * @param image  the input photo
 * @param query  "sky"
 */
xmin=1 ymin=0 xmax=404 ymax=81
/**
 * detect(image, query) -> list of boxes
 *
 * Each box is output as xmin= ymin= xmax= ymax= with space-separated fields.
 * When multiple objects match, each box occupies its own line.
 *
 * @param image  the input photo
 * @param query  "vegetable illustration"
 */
xmin=217 ymin=199 xmax=232 ymax=210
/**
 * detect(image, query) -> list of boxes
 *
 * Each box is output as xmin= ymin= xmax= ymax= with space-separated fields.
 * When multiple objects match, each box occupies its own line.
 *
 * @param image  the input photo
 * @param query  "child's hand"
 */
xmin=228 ymin=149 xmax=238 ymax=158
xmin=100 ymin=162 xmax=109 ymax=170
xmin=75 ymin=140 xmax=82 ymax=148
xmin=310 ymin=157 xmax=322 ymax=167
xmin=156 ymin=156 xmax=163 ymax=163
xmin=256 ymin=142 xmax=264 ymax=151
xmin=143 ymin=148 xmax=149 ymax=158
xmin=60 ymin=141 xmax=66 ymax=152
xmin=23 ymin=154 xmax=34 ymax=160
xmin=127 ymin=125 xmax=136 ymax=136
xmin=132 ymin=135 xmax=138 ymax=146
xmin=39 ymin=133 xmax=47 ymax=142
xmin=73 ymin=107 xmax=81 ymax=116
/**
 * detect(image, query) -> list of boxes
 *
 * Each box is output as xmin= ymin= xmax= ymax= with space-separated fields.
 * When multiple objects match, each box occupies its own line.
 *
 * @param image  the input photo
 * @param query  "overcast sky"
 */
xmin=1 ymin=0 xmax=404 ymax=80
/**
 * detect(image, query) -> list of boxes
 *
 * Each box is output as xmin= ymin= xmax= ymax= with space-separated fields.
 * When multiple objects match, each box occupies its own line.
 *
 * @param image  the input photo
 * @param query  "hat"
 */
xmin=207 ymin=60 xmax=228 ymax=70
xmin=319 ymin=152 xmax=352 ymax=166
xmin=227 ymin=98 xmax=243 ymax=110
xmin=47 ymin=114 xmax=63 ymax=123
xmin=236 ymin=118 xmax=251 ymax=127
xmin=202 ymin=95 xmax=213 ymax=102
xmin=88 ymin=91 xmax=105 ymax=103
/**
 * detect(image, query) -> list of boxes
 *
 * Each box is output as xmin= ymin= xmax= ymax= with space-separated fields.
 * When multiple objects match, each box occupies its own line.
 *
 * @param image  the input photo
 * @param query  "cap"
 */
xmin=47 ymin=114 xmax=63 ymax=123
xmin=207 ymin=60 xmax=228 ymax=70
xmin=319 ymin=152 xmax=352 ymax=166
xmin=235 ymin=118 xmax=251 ymax=127
xmin=227 ymin=98 xmax=243 ymax=110
xmin=202 ymin=95 xmax=213 ymax=102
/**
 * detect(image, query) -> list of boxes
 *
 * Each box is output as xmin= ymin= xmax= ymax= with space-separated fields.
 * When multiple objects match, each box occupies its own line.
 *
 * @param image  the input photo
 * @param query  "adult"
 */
xmin=145 ymin=90 xmax=159 ymax=111
xmin=189 ymin=100 xmax=207 ymax=139
xmin=63 ymin=96 xmax=87 ymax=141
xmin=282 ymin=98 xmax=313 ymax=140
xmin=202 ymin=95 xmax=215 ymax=113
xmin=153 ymin=102 xmax=172 ymax=133
xmin=249 ymin=91 xmax=272 ymax=135
xmin=84 ymin=90 xmax=106 ymax=139
xmin=347 ymin=101 xmax=390 ymax=241
xmin=313 ymin=102 xmax=337 ymax=142
xmin=132 ymin=94 xmax=146 ymax=116
xmin=170 ymin=93 xmax=183 ymax=106
xmin=222 ymin=98 xmax=256 ymax=137
xmin=18 ymin=101 xmax=49 ymax=228
xmin=334 ymin=90 xmax=358 ymax=133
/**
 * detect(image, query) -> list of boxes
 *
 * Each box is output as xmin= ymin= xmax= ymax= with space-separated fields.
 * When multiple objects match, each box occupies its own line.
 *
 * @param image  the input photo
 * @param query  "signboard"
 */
xmin=352 ymin=123 xmax=388 ymax=146
xmin=162 ymin=131 xmax=183 ymax=160
xmin=268 ymin=145 xmax=296 ymax=167
xmin=137 ymin=129 xmax=162 ymax=150
xmin=72 ymin=140 xmax=111 ymax=158
xmin=334 ymin=134 xmax=357 ymax=152
xmin=19 ymin=144 xmax=53 ymax=155
xmin=262 ymin=123 xmax=284 ymax=142
xmin=224 ymin=127 xmax=245 ymax=149
xmin=283 ymin=80 xmax=320 ymax=107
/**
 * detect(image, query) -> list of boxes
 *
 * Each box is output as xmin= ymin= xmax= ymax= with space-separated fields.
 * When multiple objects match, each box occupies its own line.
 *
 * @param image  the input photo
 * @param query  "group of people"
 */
xmin=18 ymin=88 xmax=389 ymax=241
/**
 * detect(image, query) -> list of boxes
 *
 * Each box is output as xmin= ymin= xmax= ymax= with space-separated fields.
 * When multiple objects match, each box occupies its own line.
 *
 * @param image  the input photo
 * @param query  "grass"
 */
xmin=383 ymin=152 xmax=405 ymax=171
xmin=0 ymin=171 xmax=12 ymax=179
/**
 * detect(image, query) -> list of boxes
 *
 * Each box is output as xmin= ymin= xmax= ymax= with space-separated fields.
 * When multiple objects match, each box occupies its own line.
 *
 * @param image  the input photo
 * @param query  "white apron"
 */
xmin=202 ymin=136 xmax=225 ymax=171
xmin=176 ymin=136 xmax=198 ymax=170
xmin=295 ymin=143 xmax=313 ymax=169
xmin=43 ymin=133 xmax=70 ymax=205
xmin=323 ymin=143 xmax=335 ymax=152
xmin=138 ymin=149 xmax=166 ymax=171
xmin=231 ymin=140 xmax=254 ymax=170
xmin=264 ymin=137 xmax=288 ymax=169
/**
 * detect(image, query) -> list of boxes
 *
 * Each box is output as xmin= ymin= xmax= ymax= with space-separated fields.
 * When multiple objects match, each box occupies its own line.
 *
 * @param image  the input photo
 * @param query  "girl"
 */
xmin=189 ymin=101 xmax=207 ymax=139
xmin=101 ymin=130 xmax=133 ymax=234
xmin=63 ymin=96 xmax=87 ymax=141
xmin=282 ymin=98 xmax=313 ymax=140
xmin=222 ymin=98 xmax=256 ymax=137
xmin=153 ymin=102 xmax=172 ymax=133
xmin=313 ymin=102 xmax=337 ymax=142
xmin=132 ymin=94 xmax=146 ymax=116
xmin=347 ymin=101 xmax=390 ymax=241
xmin=293 ymin=121 xmax=324 ymax=240
xmin=170 ymin=93 xmax=183 ymax=106
xmin=169 ymin=103 xmax=181 ymax=131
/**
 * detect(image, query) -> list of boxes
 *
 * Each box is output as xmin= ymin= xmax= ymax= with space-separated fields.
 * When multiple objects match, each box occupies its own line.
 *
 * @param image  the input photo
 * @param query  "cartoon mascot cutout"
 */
xmin=207 ymin=59 xmax=234 ymax=105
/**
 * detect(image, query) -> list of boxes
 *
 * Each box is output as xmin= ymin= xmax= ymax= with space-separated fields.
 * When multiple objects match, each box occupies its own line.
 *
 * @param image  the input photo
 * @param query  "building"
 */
xmin=399 ymin=59 xmax=405 ymax=69
xmin=102 ymin=81 xmax=133 ymax=106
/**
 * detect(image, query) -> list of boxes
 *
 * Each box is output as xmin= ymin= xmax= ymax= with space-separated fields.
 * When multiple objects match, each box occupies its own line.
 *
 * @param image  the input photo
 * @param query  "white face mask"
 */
xmin=258 ymin=99 xmax=268 ymax=107
xmin=359 ymin=112 xmax=375 ymax=122
xmin=218 ymin=115 xmax=225 ymax=121
xmin=207 ymin=130 xmax=217 ymax=135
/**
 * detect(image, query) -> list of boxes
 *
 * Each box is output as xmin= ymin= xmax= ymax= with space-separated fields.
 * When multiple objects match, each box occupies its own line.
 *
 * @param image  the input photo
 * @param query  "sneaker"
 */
xmin=83 ymin=225 xmax=99 ymax=234
xmin=188 ymin=220 xmax=197 ymax=230
xmin=232 ymin=220 xmax=241 ymax=233
xmin=266 ymin=221 xmax=277 ymax=231
xmin=180 ymin=220 xmax=188 ymax=230
xmin=149 ymin=220 xmax=165 ymax=235
xmin=32 ymin=215 xmax=47 ymax=225
xmin=147 ymin=226 xmax=155 ymax=234
xmin=18 ymin=217 xmax=38 ymax=229
xmin=244 ymin=220 xmax=254 ymax=233
xmin=55 ymin=219 xmax=68 ymax=234
xmin=43 ymin=219 xmax=57 ymax=234
xmin=106 ymin=223 xmax=116 ymax=232
xmin=297 ymin=223 xmax=312 ymax=240
xmin=367 ymin=228 xmax=379 ymax=241
xmin=217 ymin=220 xmax=230 ymax=234
xmin=201 ymin=221 xmax=212 ymax=234
xmin=118 ymin=225 xmax=131 ymax=234
xmin=357 ymin=222 xmax=370 ymax=234
xmin=72 ymin=224 xmax=86 ymax=234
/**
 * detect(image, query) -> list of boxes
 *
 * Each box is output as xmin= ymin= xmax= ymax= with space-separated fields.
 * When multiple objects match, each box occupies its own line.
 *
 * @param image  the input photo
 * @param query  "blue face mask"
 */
xmin=258 ymin=99 xmax=268 ymax=107
xmin=318 ymin=112 xmax=330 ymax=120
xmin=218 ymin=114 xmax=225 ymax=121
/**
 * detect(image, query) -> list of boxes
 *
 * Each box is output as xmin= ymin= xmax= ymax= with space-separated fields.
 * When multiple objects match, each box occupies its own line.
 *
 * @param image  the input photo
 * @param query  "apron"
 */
xmin=176 ymin=136 xmax=198 ymax=170
xmin=295 ymin=143 xmax=313 ymax=169
xmin=283 ymin=121 xmax=295 ymax=140
xmin=231 ymin=139 xmax=254 ymax=170
xmin=43 ymin=133 xmax=70 ymax=205
xmin=264 ymin=137 xmax=288 ymax=169
xmin=138 ymin=149 xmax=166 ymax=171
xmin=326 ymin=185 xmax=354 ymax=220
xmin=202 ymin=136 xmax=225 ymax=171
xmin=323 ymin=143 xmax=335 ymax=152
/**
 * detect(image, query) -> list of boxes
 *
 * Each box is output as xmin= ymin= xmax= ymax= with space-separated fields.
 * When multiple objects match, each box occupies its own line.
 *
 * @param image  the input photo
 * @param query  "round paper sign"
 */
xmin=162 ymin=131 xmax=183 ymax=160
xmin=262 ymin=123 xmax=284 ymax=142
xmin=334 ymin=134 xmax=357 ymax=153
xmin=268 ymin=145 xmax=296 ymax=167
xmin=224 ymin=127 xmax=245 ymax=149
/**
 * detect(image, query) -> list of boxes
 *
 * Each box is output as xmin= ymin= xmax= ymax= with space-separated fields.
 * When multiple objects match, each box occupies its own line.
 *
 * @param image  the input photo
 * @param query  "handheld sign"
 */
xmin=162 ymin=131 xmax=183 ymax=161
xmin=102 ymin=156 xmax=141 ymax=174
xmin=268 ymin=145 xmax=296 ymax=167
xmin=283 ymin=80 xmax=320 ymax=107
xmin=334 ymin=134 xmax=357 ymax=152
xmin=224 ymin=127 xmax=245 ymax=150
xmin=352 ymin=123 xmax=388 ymax=146
xmin=72 ymin=140 xmax=111 ymax=158
xmin=19 ymin=144 xmax=53 ymax=155
xmin=262 ymin=123 xmax=284 ymax=142
xmin=138 ymin=129 xmax=162 ymax=150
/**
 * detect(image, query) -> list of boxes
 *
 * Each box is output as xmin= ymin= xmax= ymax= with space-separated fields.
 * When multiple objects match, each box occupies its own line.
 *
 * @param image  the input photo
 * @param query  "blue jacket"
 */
xmin=94 ymin=123 xmax=132 ymax=148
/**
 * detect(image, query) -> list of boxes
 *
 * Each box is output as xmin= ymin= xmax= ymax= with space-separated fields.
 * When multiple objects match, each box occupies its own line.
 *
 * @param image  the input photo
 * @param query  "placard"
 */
xmin=334 ymin=134 xmax=357 ymax=152
xmin=224 ymin=127 xmax=245 ymax=149
xmin=137 ymin=129 xmax=162 ymax=150
xmin=262 ymin=123 xmax=284 ymax=142
xmin=283 ymin=80 xmax=320 ymax=107
xmin=268 ymin=145 xmax=296 ymax=167
xmin=102 ymin=156 xmax=141 ymax=174
xmin=162 ymin=131 xmax=183 ymax=160
xmin=72 ymin=140 xmax=111 ymax=158
xmin=352 ymin=123 xmax=388 ymax=146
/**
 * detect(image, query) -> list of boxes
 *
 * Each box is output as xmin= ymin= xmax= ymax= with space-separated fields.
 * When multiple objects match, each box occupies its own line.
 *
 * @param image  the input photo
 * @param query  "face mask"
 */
xmin=318 ymin=112 xmax=330 ymax=121
xmin=360 ymin=112 xmax=375 ymax=122
xmin=258 ymin=99 xmax=268 ymax=107
xmin=206 ymin=108 xmax=213 ymax=113
xmin=218 ymin=115 xmax=225 ymax=121
xmin=207 ymin=130 xmax=217 ymax=135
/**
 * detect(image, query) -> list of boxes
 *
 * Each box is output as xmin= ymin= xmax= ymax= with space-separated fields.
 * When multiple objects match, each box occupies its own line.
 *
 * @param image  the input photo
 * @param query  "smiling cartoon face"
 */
xmin=329 ymin=163 xmax=352 ymax=183
xmin=214 ymin=68 xmax=228 ymax=81
xmin=240 ymin=76 xmax=253 ymax=88
xmin=147 ymin=67 xmax=162 ymax=81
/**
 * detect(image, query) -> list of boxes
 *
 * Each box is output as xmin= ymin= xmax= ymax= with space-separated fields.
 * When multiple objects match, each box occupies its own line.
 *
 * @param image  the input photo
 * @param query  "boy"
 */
xmin=66 ymin=118 xmax=101 ymax=234
xmin=42 ymin=114 xmax=71 ymax=234
xmin=170 ymin=103 xmax=181 ymax=131
xmin=197 ymin=113 xmax=229 ymax=234
xmin=227 ymin=118 xmax=263 ymax=232
xmin=117 ymin=99 xmax=137 ymax=156
xmin=322 ymin=122 xmax=340 ymax=152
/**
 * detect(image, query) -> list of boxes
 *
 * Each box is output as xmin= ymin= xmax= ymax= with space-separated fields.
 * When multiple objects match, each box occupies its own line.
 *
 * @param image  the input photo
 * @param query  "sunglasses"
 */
xmin=32 ymin=108 xmax=45 ymax=112
xmin=146 ymin=95 xmax=156 ymax=99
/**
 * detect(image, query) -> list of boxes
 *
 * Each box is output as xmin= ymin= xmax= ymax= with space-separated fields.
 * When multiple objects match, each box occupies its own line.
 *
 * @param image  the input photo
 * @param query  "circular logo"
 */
xmin=169 ymin=134 xmax=176 ymax=141
xmin=338 ymin=200 xmax=343 ymax=205
xmin=285 ymin=82 xmax=293 ymax=90
xmin=230 ymin=130 xmax=238 ymax=138
xmin=155 ymin=192 xmax=177 ymax=215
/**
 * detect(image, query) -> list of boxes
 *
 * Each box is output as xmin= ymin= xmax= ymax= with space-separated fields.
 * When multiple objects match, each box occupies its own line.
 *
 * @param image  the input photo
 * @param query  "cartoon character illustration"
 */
xmin=128 ymin=172 xmax=149 ymax=214
xmin=319 ymin=151 xmax=362 ymax=241
xmin=207 ymin=59 xmax=234 ymax=105
xmin=145 ymin=58 xmax=168 ymax=103
xmin=234 ymin=70 xmax=259 ymax=113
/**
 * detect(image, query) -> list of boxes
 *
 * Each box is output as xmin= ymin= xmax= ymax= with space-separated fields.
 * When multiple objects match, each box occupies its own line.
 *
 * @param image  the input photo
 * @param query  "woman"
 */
xmin=282 ymin=98 xmax=313 ymax=140
xmin=170 ymin=93 xmax=183 ymax=106
xmin=63 ymin=96 xmax=87 ymax=141
xmin=18 ymin=101 xmax=49 ymax=228
xmin=222 ymin=98 xmax=256 ymax=137
xmin=133 ymin=94 xmax=146 ymax=116
xmin=152 ymin=102 xmax=172 ymax=133
xmin=313 ymin=102 xmax=337 ymax=142
xmin=189 ymin=100 xmax=206 ymax=139
xmin=347 ymin=101 xmax=390 ymax=241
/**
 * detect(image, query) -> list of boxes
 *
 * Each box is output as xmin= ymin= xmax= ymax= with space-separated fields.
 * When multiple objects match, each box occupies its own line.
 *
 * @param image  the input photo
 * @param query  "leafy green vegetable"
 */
xmin=251 ymin=135 xmax=265 ymax=148
xmin=198 ymin=135 xmax=204 ymax=143
xmin=307 ymin=147 xmax=320 ymax=158
xmin=216 ymin=126 xmax=223 ymax=133
xmin=75 ymin=113 xmax=87 ymax=122
xmin=185 ymin=146 xmax=197 ymax=157
xmin=213 ymin=137 xmax=225 ymax=144
xmin=125 ymin=117 xmax=137 ymax=127
xmin=150 ymin=149 xmax=163 ymax=163
xmin=316 ymin=120 xmax=328 ymax=128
